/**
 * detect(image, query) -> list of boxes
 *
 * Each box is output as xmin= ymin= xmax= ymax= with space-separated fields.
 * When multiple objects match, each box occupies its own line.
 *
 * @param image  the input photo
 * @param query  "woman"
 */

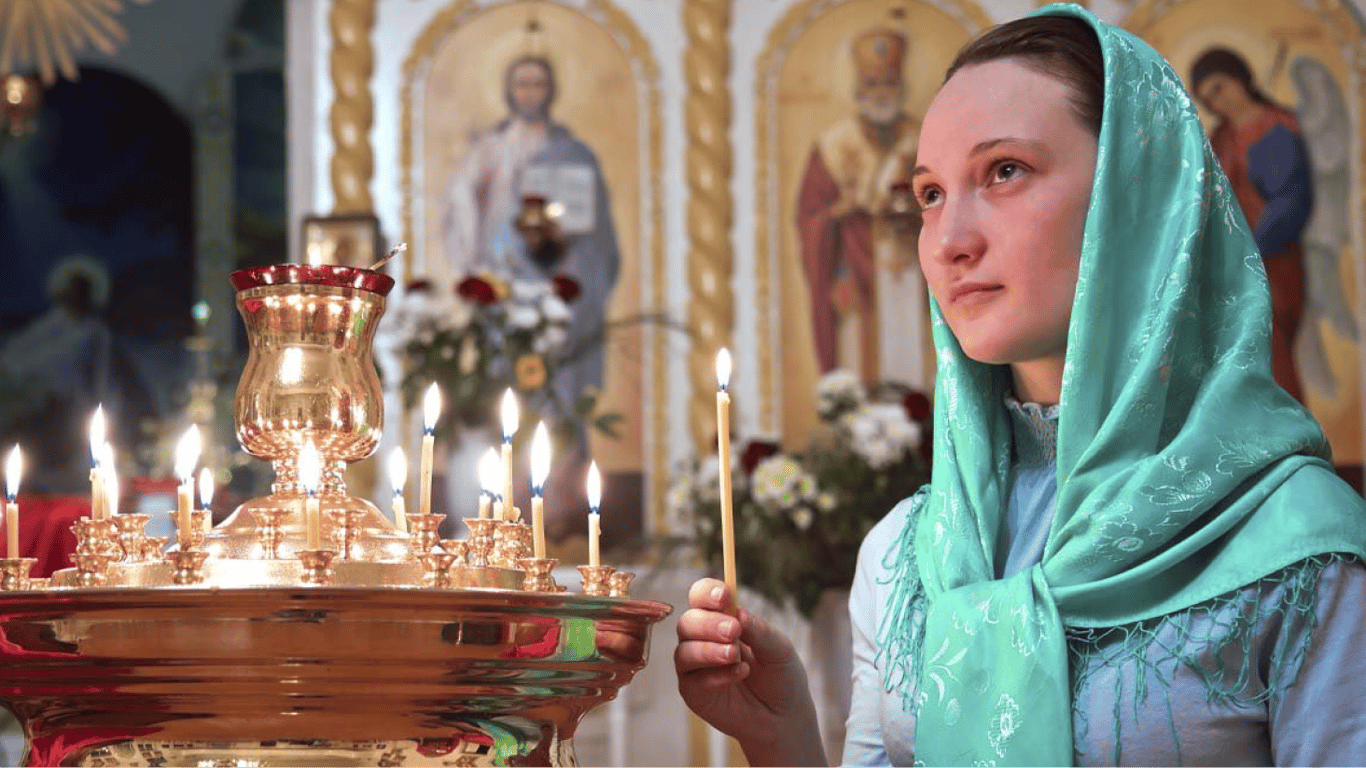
xmin=1190 ymin=47 xmax=1313 ymax=404
xmin=674 ymin=5 xmax=1366 ymax=765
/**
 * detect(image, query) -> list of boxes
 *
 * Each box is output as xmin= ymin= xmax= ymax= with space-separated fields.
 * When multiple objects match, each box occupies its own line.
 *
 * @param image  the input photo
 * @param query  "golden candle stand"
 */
xmin=0 ymin=265 xmax=669 ymax=767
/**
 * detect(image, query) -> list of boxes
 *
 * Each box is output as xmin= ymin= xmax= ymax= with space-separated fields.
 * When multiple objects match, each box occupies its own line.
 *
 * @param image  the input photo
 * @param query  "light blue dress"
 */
xmin=843 ymin=400 xmax=1366 ymax=766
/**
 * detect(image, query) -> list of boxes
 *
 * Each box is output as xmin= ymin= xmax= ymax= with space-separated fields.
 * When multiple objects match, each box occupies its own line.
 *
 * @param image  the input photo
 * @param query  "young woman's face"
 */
xmin=913 ymin=58 xmax=1097 ymax=369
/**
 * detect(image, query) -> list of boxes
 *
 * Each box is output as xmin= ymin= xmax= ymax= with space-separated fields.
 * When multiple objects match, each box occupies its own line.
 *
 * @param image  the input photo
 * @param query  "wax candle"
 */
xmin=478 ymin=447 xmax=500 ymax=519
xmin=530 ymin=422 xmax=550 ymax=559
xmin=5 ymin=446 xmax=20 ymax=560
xmin=389 ymin=446 xmax=408 ymax=533
xmin=174 ymin=426 xmax=201 ymax=549
xmin=586 ymin=461 xmax=602 ymax=568
xmin=500 ymin=389 xmax=518 ymax=521
xmin=420 ymin=383 xmax=440 ymax=518
xmin=715 ymin=349 xmax=737 ymax=597
xmin=299 ymin=441 xmax=322 ymax=550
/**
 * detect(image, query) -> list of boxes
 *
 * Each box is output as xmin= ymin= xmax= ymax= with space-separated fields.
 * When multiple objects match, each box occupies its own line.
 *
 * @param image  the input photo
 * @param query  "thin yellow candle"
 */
xmin=715 ymin=348 xmax=737 ymax=598
xmin=388 ymin=446 xmax=408 ymax=533
xmin=420 ymin=383 xmax=440 ymax=517
xmin=174 ymin=425 xmax=202 ymax=550
xmin=478 ymin=447 xmax=500 ymax=519
xmin=500 ymin=389 xmax=518 ymax=521
xmin=5 ymin=446 xmax=21 ymax=559
xmin=89 ymin=406 xmax=105 ymax=520
xmin=198 ymin=467 xmax=214 ymax=533
xmin=586 ymin=461 xmax=602 ymax=568
xmin=299 ymin=441 xmax=323 ymax=550
xmin=530 ymin=422 xmax=551 ymax=559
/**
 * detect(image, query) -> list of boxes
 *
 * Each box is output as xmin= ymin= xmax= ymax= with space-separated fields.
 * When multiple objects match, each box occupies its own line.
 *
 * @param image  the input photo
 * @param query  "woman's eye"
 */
xmin=917 ymin=187 xmax=941 ymax=208
xmin=991 ymin=162 xmax=1022 ymax=183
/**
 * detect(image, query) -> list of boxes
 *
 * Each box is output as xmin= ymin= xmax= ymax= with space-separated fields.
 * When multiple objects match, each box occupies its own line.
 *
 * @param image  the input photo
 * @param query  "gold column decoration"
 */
xmin=328 ymin=0 xmax=376 ymax=214
xmin=684 ymin=0 xmax=734 ymax=453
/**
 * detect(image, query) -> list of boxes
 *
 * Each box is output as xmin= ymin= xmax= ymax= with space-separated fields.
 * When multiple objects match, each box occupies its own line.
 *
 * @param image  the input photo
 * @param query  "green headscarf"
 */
xmin=897 ymin=4 xmax=1366 ymax=764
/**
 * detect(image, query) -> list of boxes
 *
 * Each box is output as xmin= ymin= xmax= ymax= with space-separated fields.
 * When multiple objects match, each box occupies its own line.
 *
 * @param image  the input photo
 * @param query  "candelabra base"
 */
xmin=0 ymin=588 xmax=670 ymax=767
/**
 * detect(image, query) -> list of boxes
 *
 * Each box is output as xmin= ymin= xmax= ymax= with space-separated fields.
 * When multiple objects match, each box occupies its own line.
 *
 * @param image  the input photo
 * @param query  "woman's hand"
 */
xmin=674 ymin=578 xmax=827 ymax=766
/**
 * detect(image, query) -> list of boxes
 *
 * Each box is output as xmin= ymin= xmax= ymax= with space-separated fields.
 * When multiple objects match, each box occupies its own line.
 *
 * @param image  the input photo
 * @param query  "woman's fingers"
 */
xmin=680 ymin=662 xmax=752 ymax=690
xmin=688 ymin=577 xmax=736 ymax=613
xmin=674 ymin=638 xmax=741 ymax=674
xmin=676 ymin=606 xmax=741 ymax=644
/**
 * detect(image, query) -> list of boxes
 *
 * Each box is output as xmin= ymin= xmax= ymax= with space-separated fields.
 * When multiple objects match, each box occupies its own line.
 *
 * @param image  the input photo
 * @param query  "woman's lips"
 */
xmin=950 ymin=282 xmax=1003 ymax=304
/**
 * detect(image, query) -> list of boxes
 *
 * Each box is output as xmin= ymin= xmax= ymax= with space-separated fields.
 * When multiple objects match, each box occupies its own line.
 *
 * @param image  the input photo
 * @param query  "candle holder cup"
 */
xmin=298 ymin=549 xmax=338 ymax=586
xmin=520 ymin=558 xmax=561 ymax=593
xmin=0 ymin=558 xmax=36 ymax=591
xmin=169 ymin=550 xmax=210 ymax=585
xmin=577 ymin=565 xmax=616 ymax=597
xmin=405 ymin=513 xmax=444 ymax=554
xmin=113 ymin=514 xmax=151 ymax=562
xmin=463 ymin=518 xmax=498 ymax=567
xmin=607 ymin=570 xmax=636 ymax=598
xmin=416 ymin=551 xmax=458 ymax=589
xmin=440 ymin=539 xmax=468 ymax=568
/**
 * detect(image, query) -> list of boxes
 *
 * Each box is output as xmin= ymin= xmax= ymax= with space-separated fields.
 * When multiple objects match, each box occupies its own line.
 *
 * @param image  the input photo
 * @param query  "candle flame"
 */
xmin=298 ymin=442 xmax=322 ymax=496
xmin=388 ymin=447 xmax=407 ymax=494
xmin=715 ymin=348 xmax=732 ymax=390
xmin=478 ymin=448 xmax=502 ymax=497
xmin=199 ymin=467 xmax=215 ymax=509
xmin=174 ymin=425 xmax=201 ymax=483
xmin=422 ymin=383 xmax=442 ymax=433
xmin=89 ymin=406 xmax=105 ymax=466
xmin=4 ymin=445 xmax=20 ymax=501
xmin=586 ymin=461 xmax=601 ymax=512
xmin=530 ymin=422 xmax=551 ymax=494
xmin=501 ymin=389 xmax=519 ymax=442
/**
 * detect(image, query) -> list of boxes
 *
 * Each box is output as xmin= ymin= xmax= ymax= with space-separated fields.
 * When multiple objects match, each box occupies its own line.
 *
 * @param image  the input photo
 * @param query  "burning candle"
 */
xmin=89 ymin=406 xmax=105 ymax=520
xmin=198 ymin=467 xmax=215 ymax=533
xmin=478 ymin=447 xmax=500 ymax=519
xmin=389 ymin=446 xmax=408 ymax=533
xmin=174 ymin=426 xmax=202 ymax=550
xmin=586 ymin=461 xmax=602 ymax=568
xmin=715 ymin=349 xmax=737 ymax=597
xmin=299 ymin=441 xmax=322 ymax=551
xmin=420 ymin=383 xmax=440 ymax=518
xmin=530 ymin=422 xmax=550 ymax=559
xmin=500 ymin=389 xmax=518 ymax=522
xmin=5 ymin=446 xmax=21 ymax=559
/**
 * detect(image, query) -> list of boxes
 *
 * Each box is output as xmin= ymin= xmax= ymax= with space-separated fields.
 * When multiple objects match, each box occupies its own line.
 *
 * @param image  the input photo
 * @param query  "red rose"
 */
xmin=551 ymin=274 xmax=582 ymax=303
xmin=741 ymin=440 xmax=781 ymax=475
xmin=405 ymin=279 xmax=432 ymax=293
xmin=456 ymin=275 xmax=498 ymax=305
xmin=903 ymin=391 xmax=932 ymax=422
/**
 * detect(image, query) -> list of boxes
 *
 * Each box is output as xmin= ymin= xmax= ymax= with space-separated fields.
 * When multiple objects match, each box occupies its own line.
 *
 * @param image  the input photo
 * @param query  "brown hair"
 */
xmin=945 ymin=15 xmax=1104 ymax=137
xmin=1189 ymin=47 xmax=1271 ymax=105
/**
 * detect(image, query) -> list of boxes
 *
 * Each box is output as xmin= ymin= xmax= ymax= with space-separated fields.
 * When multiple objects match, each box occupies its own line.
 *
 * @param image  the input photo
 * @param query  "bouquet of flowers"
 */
xmin=669 ymin=370 xmax=933 ymax=617
xmin=383 ymin=273 xmax=620 ymax=445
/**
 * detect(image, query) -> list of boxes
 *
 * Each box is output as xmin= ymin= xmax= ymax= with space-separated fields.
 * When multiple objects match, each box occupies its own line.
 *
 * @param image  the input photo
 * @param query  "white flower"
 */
xmin=791 ymin=507 xmax=814 ymax=530
xmin=817 ymin=492 xmax=836 ymax=512
xmin=815 ymin=369 xmax=865 ymax=418
xmin=509 ymin=279 xmax=547 ymax=303
xmin=541 ymin=294 xmax=572 ymax=324
xmin=506 ymin=305 xmax=541 ymax=330
xmin=534 ymin=325 xmax=570 ymax=355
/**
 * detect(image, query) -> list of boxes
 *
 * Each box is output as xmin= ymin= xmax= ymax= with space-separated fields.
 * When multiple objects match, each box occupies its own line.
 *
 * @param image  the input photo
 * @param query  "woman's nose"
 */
xmin=926 ymin=196 xmax=987 ymax=266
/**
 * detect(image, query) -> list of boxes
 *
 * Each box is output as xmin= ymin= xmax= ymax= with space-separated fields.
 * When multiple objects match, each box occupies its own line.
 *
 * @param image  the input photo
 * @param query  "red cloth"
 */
xmin=6 ymin=496 xmax=87 ymax=577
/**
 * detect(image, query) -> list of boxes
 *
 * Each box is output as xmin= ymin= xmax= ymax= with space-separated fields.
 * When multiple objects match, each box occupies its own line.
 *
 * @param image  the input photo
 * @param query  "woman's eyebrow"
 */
xmin=912 ymin=136 xmax=1048 ymax=179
